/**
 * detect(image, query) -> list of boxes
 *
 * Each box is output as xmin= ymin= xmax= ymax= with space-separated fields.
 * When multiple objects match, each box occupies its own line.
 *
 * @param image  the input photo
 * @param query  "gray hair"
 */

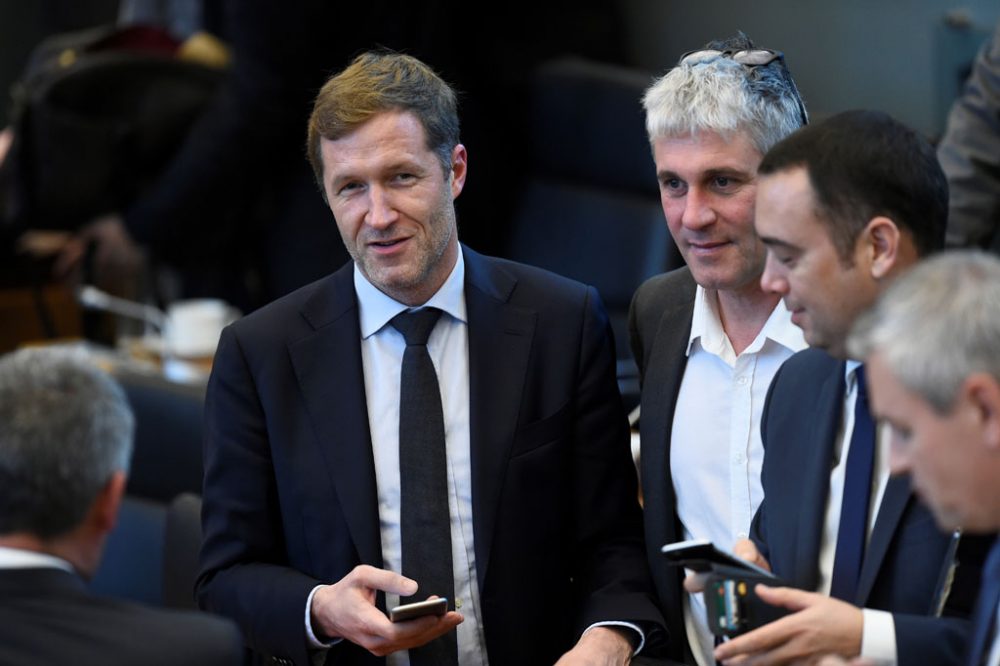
xmin=848 ymin=251 xmax=1000 ymax=413
xmin=0 ymin=348 xmax=134 ymax=538
xmin=642 ymin=34 xmax=806 ymax=155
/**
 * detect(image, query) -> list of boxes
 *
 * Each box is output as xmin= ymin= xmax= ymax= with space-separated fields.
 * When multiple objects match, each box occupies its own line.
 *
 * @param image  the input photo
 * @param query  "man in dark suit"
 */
xmin=629 ymin=35 xmax=807 ymax=664
xmin=0 ymin=347 xmax=242 ymax=666
xmin=710 ymin=111 xmax=988 ymax=665
xmin=197 ymin=52 xmax=663 ymax=666
xmin=847 ymin=251 xmax=1000 ymax=666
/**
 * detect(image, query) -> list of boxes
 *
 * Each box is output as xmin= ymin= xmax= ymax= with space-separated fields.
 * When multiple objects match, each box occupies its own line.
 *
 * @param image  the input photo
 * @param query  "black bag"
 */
xmin=0 ymin=25 xmax=222 ymax=234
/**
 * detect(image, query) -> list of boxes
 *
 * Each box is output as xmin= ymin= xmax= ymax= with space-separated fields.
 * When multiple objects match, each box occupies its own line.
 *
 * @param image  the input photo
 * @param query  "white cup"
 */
xmin=164 ymin=299 xmax=240 ymax=358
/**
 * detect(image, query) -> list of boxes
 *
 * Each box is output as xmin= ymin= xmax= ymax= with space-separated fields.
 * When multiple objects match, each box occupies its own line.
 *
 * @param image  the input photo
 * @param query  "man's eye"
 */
xmin=661 ymin=178 xmax=686 ymax=195
xmin=338 ymin=182 xmax=362 ymax=195
xmin=713 ymin=176 xmax=737 ymax=190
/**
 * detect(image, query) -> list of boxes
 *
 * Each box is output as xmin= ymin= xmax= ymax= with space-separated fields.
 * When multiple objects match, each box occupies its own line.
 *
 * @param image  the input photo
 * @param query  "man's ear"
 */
xmin=963 ymin=373 xmax=1000 ymax=452
xmin=91 ymin=471 xmax=127 ymax=535
xmin=864 ymin=216 xmax=902 ymax=280
xmin=450 ymin=144 xmax=467 ymax=199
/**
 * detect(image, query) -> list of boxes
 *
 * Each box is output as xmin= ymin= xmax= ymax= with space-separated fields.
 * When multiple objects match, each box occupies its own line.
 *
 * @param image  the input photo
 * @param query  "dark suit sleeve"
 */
xmin=628 ymin=283 xmax=647 ymax=383
xmin=748 ymin=362 xmax=785 ymax=564
xmin=892 ymin=616 xmax=968 ymax=665
xmin=894 ymin=532 xmax=995 ymax=665
xmin=197 ymin=325 xmax=320 ymax=665
xmin=571 ymin=286 xmax=665 ymax=641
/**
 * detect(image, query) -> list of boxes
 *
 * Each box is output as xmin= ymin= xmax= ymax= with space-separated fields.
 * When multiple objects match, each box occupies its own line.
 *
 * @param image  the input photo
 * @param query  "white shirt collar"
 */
xmin=844 ymin=359 xmax=863 ymax=392
xmin=353 ymin=248 xmax=467 ymax=340
xmin=0 ymin=545 xmax=74 ymax=573
xmin=687 ymin=285 xmax=806 ymax=359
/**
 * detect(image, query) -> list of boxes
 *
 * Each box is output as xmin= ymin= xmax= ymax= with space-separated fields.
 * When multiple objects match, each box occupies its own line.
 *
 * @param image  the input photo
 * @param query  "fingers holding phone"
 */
xmin=310 ymin=565 xmax=462 ymax=657
xmin=732 ymin=537 xmax=771 ymax=571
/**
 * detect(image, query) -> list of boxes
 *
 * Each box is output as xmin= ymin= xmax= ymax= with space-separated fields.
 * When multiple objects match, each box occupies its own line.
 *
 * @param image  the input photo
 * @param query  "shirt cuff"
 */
xmin=305 ymin=584 xmax=343 ymax=649
xmin=584 ymin=621 xmax=646 ymax=656
xmin=860 ymin=608 xmax=897 ymax=665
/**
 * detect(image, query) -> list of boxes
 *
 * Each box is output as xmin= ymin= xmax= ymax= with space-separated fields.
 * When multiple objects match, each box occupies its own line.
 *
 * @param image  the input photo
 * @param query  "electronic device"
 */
xmin=660 ymin=539 xmax=776 ymax=578
xmin=388 ymin=597 xmax=449 ymax=622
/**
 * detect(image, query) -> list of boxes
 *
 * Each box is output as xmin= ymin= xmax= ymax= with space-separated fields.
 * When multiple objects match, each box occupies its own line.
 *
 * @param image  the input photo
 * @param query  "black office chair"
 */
xmin=162 ymin=492 xmax=203 ymax=610
xmin=89 ymin=494 xmax=167 ymax=605
xmin=504 ymin=57 xmax=683 ymax=408
xmin=117 ymin=369 xmax=205 ymax=502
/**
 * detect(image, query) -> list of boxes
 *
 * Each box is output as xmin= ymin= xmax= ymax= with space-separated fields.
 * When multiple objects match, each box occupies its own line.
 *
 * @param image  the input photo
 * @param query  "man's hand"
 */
xmin=712 ymin=585 xmax=863 ymax=665
xmin=554 ymin=626 xmax=634 ymax=666
xmin=310 ymin=565 xmax=462 ymax=657
xmin=54 ymin=214 xmax=144 ymax=290
xmin=684 ymin=538 xmax=771 ymax=594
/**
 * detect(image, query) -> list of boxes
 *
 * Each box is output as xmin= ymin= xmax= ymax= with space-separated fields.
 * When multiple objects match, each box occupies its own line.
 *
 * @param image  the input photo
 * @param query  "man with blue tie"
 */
xmin=707 ymin=111 xmax=989 ymax=665
xmin=848 ymin=251 xmax=1000 ymax=666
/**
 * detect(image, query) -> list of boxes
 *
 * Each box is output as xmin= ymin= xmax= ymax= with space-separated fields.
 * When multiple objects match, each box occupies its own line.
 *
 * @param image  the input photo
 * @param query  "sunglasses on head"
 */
xmin=677 ymin=48 xmax=808 ymax=126
xmin=679 ymin=48 xmax=785 ymax=67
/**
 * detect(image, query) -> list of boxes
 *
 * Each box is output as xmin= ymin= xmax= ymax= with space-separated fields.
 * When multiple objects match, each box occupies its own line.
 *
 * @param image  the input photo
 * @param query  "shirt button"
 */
xmin=736 ymin=376 xmax=748 ymax=386
xmin=734 ymin=453 xmax=745 ymax=464
xmin=455 ymin=598 xmax=463 ymax=609
xmin=737 ymin=532 xmax=748 ymax=540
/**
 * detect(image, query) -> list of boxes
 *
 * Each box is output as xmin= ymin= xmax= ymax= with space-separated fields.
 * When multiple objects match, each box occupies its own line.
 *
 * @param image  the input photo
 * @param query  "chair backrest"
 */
xmin=89 ymin=494 xmax=166 ymax=605
xmin=117 ymin=370 xmax=205 ymax=501
xmin=162 ymin=492 xmax=203 ymax=610
xmin=504 ymin=57 xmax=683 ymax=404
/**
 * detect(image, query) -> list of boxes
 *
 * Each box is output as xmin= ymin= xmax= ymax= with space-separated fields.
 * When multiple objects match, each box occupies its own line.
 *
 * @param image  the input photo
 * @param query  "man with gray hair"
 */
xmin=848 ymin=251 xmax=1000 ymax=666
xmin=0 ymin=348 xmax=242 ymax=666
xmin=629 ymin=33 xmax=807 ymax=664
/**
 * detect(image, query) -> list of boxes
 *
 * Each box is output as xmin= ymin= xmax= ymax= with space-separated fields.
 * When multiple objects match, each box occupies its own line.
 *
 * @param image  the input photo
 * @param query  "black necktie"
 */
xmin=830 ymin=366 xmax=876 ymax=602
xmin=392 ymin=308 xmax=457 ymax=666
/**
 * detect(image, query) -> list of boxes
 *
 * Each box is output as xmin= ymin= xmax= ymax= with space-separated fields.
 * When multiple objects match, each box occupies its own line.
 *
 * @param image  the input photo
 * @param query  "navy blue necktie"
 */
xmin=830 ymin=366 xmax=876 ymax=602
xmin=968 ymin=540 xmax=1000 ymax=666
xmin=392 ymin=308 xmax=457 ymax=666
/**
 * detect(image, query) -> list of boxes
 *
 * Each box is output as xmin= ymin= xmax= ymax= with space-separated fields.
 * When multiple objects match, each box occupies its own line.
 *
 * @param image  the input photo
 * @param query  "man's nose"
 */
xmin=679 ymin=188 xmax=715 ymax=231
xmin=366 ymin=186 xmax=399 ymax=229
xmin=760 ymin=252 xmax=788 ymax=295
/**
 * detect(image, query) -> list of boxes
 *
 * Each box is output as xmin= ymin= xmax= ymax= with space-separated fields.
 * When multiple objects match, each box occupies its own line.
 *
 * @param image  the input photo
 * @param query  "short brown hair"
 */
xmin=306 ymin=51 xmax=460 ymax=196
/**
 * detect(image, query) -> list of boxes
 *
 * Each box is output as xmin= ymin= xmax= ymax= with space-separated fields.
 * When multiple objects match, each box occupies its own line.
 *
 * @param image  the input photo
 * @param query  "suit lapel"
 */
xmin=288 ymin=265 xmax=382 ymax=568
xmin=463 ymin=248 xmax=535 ymax=591
xmin=792 ymin=362 xmax=845 ymax=590
xmin=639 ymin=274 xmax=695 ymax=547
xmin=854 ymin=474 xmax=912 ymax=604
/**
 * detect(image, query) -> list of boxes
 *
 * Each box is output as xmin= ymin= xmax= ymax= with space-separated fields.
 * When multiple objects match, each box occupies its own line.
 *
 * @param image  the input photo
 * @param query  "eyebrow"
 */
xmin=760 ymin=236 xmax=801 ymax=252
xmin=656 ymin=167 xmax=754 ymax=182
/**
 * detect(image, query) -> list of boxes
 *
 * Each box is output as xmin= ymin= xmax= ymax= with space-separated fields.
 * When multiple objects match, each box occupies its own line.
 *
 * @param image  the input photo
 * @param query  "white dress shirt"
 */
xmin=670 ymin=287 xmax=806 ymax=666
xmin=0 ymin=545 xmax=74 ymax=573
xmin=988 ymin=600 xmax=1000 ymax=666
xmin=305 ymin=252 xmax=488 ymax=665
xmin=818 ymin=361 xmax=895 ymax=664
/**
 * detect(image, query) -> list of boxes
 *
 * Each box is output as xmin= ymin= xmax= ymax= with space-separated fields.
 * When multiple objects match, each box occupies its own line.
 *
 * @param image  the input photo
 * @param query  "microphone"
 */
xmin=77 ymin=285 xmax=167 ymax=334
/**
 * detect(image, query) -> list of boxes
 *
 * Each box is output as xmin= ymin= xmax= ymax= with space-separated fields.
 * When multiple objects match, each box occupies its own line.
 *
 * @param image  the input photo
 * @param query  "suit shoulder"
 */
xmin=630 ymin=266 xmax=696 ymax=335
xmin=226 ymin=264 xmax=352 ymax=348
xmin=632 ymin=267 xmax=696 ymax=315
xmin=2 ymin=590 xmax=243 ymax=666
xmin=474 ymin=253 xmax=597 ymax=306
xmin=770 ymin=348 xmax=840 ymax=393
xmin=109 ymin=602 xmax=242 ymax=663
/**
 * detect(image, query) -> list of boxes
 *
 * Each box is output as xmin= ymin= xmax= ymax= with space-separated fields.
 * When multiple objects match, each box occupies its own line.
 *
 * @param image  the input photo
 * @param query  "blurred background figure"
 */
xmin=938 ymin=20 xmax=1000 ymax=250
xmin=0 ymin=346 xmax=242 ymax=666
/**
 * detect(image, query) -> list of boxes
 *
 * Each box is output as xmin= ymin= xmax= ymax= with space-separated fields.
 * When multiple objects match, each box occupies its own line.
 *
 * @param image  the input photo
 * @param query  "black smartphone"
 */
xmin=703 ymin=566 xmax=790 ymax=636
xmin=388 ymin=597 xmax=448 ymax=622
xmin=660 ymin=539 xmax=776 ymax=578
